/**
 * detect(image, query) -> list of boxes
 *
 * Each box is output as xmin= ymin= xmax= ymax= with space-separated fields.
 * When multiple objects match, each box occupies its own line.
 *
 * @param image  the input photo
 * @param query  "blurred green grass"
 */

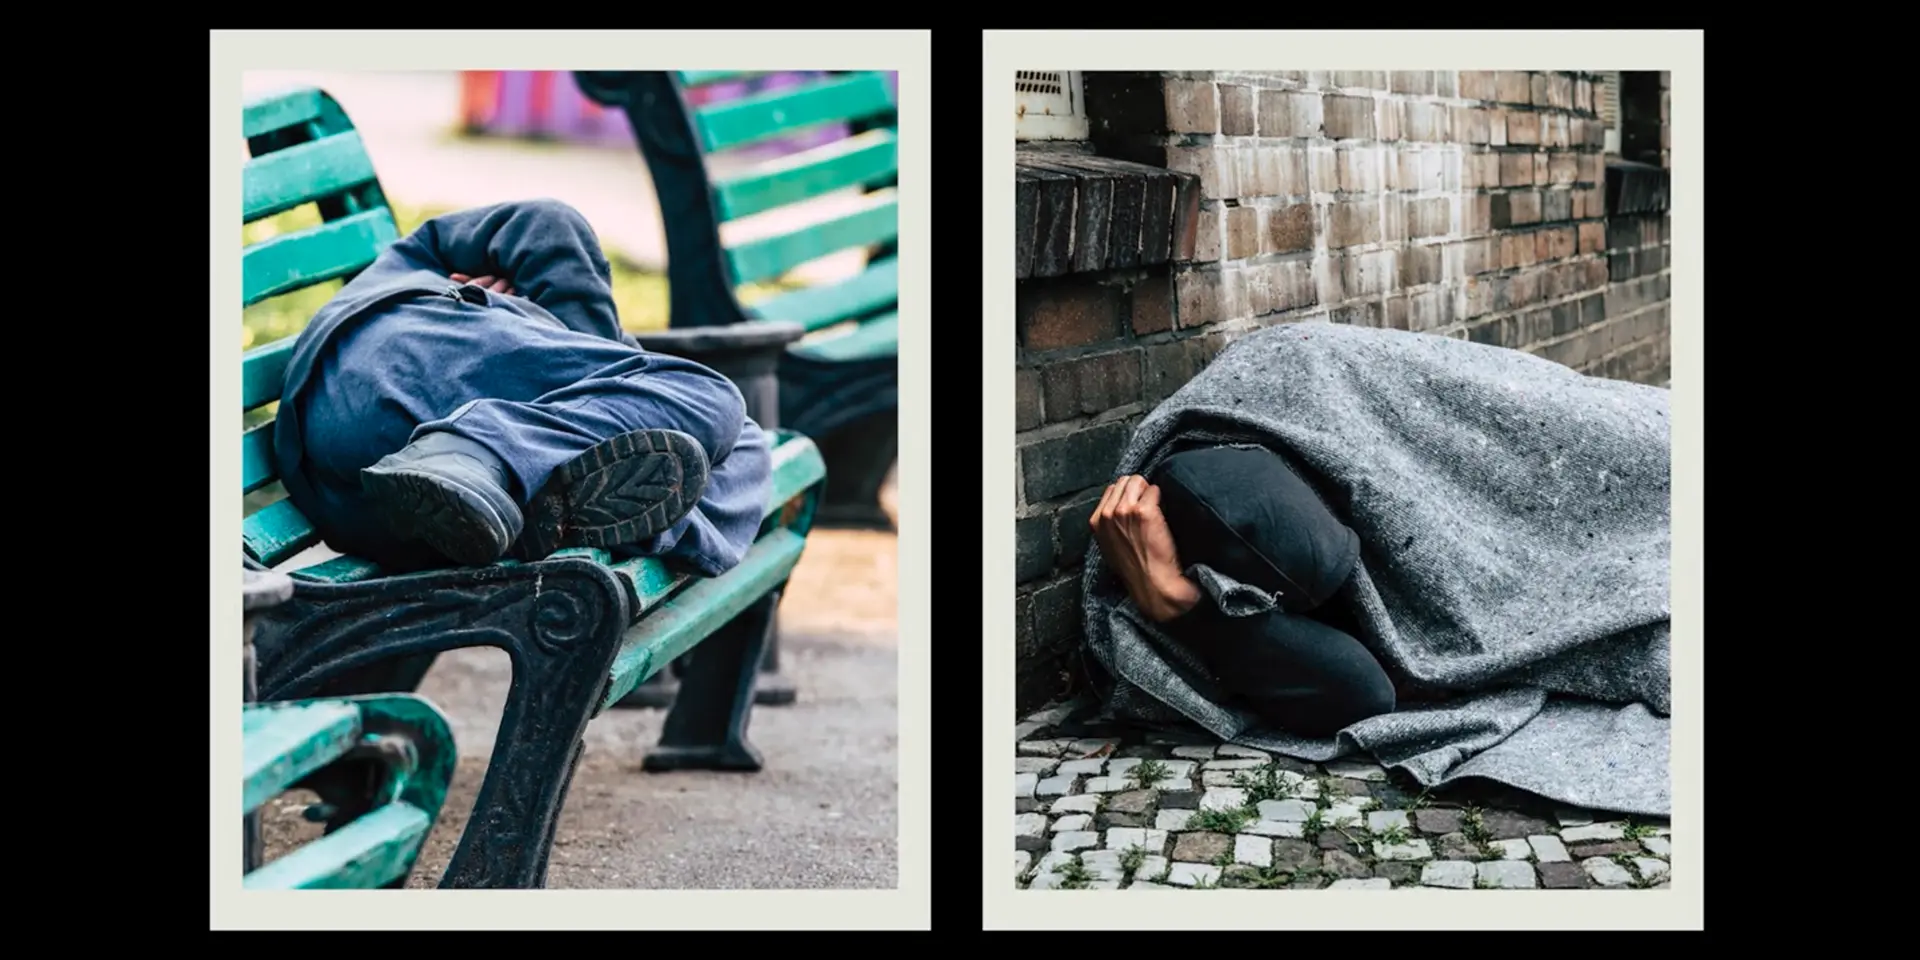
xmin=241 ymin=198 xmax=798 ymax=352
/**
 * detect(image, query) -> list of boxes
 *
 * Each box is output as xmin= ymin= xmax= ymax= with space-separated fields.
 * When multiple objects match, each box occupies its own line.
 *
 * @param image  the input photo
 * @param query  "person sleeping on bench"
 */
xmin=274 ymin=198 xmax=770 ymax=576
xmin=1088 ymin=444 xmax=1399 ymax=740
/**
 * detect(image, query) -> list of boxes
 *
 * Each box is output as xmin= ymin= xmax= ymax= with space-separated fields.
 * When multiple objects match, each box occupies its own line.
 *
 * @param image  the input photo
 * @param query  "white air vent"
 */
xmin=1015 ymin=70 xmax=1088 ymax=142
xmin=1597 ymin=71 xmax=1621 ymax=155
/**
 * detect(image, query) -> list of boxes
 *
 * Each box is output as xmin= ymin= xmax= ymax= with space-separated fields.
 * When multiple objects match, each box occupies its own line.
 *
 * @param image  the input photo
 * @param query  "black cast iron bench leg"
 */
xmin=642 ymin=588 xmax=781 ymax=772
xmin=253 ymin=559 xmax=630 ymax=889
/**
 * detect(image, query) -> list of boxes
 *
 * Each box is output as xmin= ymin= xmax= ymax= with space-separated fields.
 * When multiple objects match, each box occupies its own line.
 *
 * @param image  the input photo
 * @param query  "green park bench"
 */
xmin=574 ymin=70 xmax=899 ymax=530
xmin=242 ymin=567 xmax=459 ymax=889
xmin=243 ymin=696 xmax=457 ymax=889
xmin=239 ymin=86 xmax=828 ymax=888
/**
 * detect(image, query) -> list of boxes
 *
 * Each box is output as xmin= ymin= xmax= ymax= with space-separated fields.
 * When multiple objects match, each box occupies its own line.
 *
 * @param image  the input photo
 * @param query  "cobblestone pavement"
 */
xmin=1014 ymin=700 xmax=1669 ymax=891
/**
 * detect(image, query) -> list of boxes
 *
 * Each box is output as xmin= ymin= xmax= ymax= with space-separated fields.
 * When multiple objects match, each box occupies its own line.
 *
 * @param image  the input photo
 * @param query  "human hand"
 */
xmin=449 ymin=273 xmax=515 ymax=296
xmin=1090 ymin=475 xmax=1202 ymax=623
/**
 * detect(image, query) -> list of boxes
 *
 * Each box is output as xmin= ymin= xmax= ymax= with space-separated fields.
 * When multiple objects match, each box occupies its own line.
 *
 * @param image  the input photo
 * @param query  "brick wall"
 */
xmin=1012 ymin=70 xmax=1671 ymax=713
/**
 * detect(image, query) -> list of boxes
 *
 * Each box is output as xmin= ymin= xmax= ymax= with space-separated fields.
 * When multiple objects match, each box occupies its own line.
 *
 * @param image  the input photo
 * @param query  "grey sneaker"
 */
xmin=361 ymin=432 xmax=525 ymax=566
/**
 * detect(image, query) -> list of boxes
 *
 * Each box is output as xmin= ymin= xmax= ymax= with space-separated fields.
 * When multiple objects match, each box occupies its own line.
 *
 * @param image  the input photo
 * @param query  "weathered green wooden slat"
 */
xmin=791 ymin=311 xmax=899 ymax=364
xmin=242 ymin=423 xmax=276 ymax=493
xmin=713 ymin=129 xmax=898 ymax=221
xmin=605 ymin=433 xmax=825 ymax=612
xmin=243 ymin=339 xmax=296 ymax=410
xmin=243 ymin=802 xmax=432 ymax=889
xmin=750 ymin=256 xmax=897 ymax=332
xmin=725 ymin=192 xmax=897 ymax=286
xmin=243 ymin=88 xmax=327 ymax=140
xmin=243 ymin=499 xmax=321 ymax=568
xmin=693 ymin=71 xmax=894 ymax=152
xmin=288 ymin=555 xmax=384 ymax=583
xmin=243 ymin=208 xmax=399 ymax=306
xmin=242 ymin=701 xmax=363 ymax=814
xmin=676 ymin=70 xmax=763 ymax=86
xmin=243 ymin=131 xmax=379 ymax=223
xmin=602 ymin=528 xmax=808 ymax=709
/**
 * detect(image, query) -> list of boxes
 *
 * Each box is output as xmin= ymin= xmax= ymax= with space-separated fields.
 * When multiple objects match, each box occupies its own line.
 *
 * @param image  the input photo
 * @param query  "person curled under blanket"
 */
xmin=1089 ymin=445 xmax=1398 ymax=739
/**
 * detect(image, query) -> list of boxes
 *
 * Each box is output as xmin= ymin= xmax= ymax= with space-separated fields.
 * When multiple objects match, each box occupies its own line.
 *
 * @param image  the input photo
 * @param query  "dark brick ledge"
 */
xmin=1605 ymin=159 xmax=1669 ymax=216
xmin=1016 ymin=151 xmax=1201 ymax=280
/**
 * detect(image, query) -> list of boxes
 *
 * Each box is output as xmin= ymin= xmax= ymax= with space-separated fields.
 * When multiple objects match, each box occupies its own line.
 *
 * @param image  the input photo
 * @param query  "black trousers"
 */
xmin=1150 ymin=445 xmax=1397 ymax=738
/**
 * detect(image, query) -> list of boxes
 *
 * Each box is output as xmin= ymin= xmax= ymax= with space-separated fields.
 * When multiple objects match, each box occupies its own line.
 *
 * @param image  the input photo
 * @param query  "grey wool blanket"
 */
xmin=1081 ymin=321 xmax=1671 ymax=816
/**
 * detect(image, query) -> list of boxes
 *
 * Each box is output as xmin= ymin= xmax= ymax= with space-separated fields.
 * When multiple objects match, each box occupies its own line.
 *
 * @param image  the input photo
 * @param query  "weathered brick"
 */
xmin=1323 ymin=95 xmax=1376 ymax=139
xmin=1192 ymin=203 xmax=1223 ymax=263
xmin=1314 ymin=256 xmax=1344 ymax=304
xmin=1375 ymin=99 xmax=1402 ymax=141
xmin=1535 ymin=225 xmax=1577 ymax=261
xmin=1390 ymin=70 xmax=1434 ymax=94
xmin=1329 ymin=199 xmax=1382 ymax=248
xmin=1544 ymin=114 xmax=1569 ymax=149
xmin=1574 ymin=221 xmax=1605 ymax=255
xmin=1459 ymin=71 xmax=1498 ymax=101
xmin=1218 ymin=205 xmax=1253 ymax=260
xmin=1341 ymin=250 xmax=1397 ymax=298
xmin=1540 ymin=188 xmax=1573 ymax=223
xmin=1333 ymin=71 xmax=1386 ymax=90
xmin=1053 ymin=494 xmax=1101 ymax=567
xmin=1266 ymin=202 xmax=1315 ymax=254
xmin=1531 ymin=150 xmax=1550 ymax=186
xmin=1488 ymin=109 xmax=1508 ymax=146
xmin=1548 ymin=73 xmax=1573 ymax=110
xmin=1499 ymin=152 xmax=1533 ymax=188
xmin=1308 ymin=145 xmax=1339 ymax=193
xmin=1015 ymin=368 xmax=1042 ymax=431
xmin=1548 ymin=152 xmax=1579 ymax=186
xmin=1404 ymin=102 xmax=1449 ymax=142
xmin=1443 ymin=106 xmax=1474 ymax=143
xmin=1462 ymin=275 xmax=1494 ymax=318
xmin=1399 ymin=149 xmax=1442 ymax=193
xmin=1506 ymin=110 xmax=1540 ymax=146
xmin=1016 ymin=515 xmax=1053 ymax=584
xmin=1164 ymin=80 xmax=1218 ymax=134
xmin=1473 ymin=152 xmax=1500 ymax=190
xmin=1407 ymin=197 xmax=1451 ymax=238
xmin=1167 ymin=146 xmax=1230 ymax=201
xmin=1337 ymin=145 xmax=1381 ymax=194
xmin=1400 ymin=243 xmax=1442 ymax=287
xmin=1332 ymin=300 xmax=1382 ymax=328
xmin=1509 ymin=189 xmax=1542 ymax=225
xmin=1381 ymin=194 xmax=1405 ymax=243
xmin=1467 ymin=194 xmax=1491 ymax=235
xmin=1175 ymin=268 xmax=1223 ymax=328
xmin=1219 ymin=267 xmax=1249 ymax=321
xmin=1259 ymin=90 xmax=1323 ymax=139
xmin=1539 ymin=329 xmax=1590 ymax=368
xmin=1269 ymin=258 xmax=1318 ymax=313
xmin=1495 ymin=71 xmax=1532 ymax=104
xmin=1041 ymin=349 xmax=1143 ymax=423
xmin=1466 ymin=315 xmax=1514 ymax=347
xmin=1266 ymin=146 xmax=1309 ymax=198
xmin=1574 ymin=78 xmax=1593 ymax=113
xmin=1386 ymin=295 xmax=1412 ymax=331
xmin=1023 ymin=278 xmax=1121 ymax=351
xmin=1220 ymin=84 xmax=1255 ymax=136
xmin=1029 ymin=573 xmax=1084 ymax=670
xmin=1131 ymin=274 xmax=1174 ymax=335
xmin=1142 ymin=337 xmax=1206 ymax=405
xmin=1021 ymin=420 xmax=1131 ymax=503
xmin=1530 ymin=73 xmax=1551 ymax=108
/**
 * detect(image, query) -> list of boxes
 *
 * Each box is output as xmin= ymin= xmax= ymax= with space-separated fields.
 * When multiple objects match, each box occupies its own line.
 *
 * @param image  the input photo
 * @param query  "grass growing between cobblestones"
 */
xmin=1050 ymin=858 xmax=1093 ymax=890
xmin=1187 ymin=807 xmax=1255 ymax=834
xmin=1232 ymin=764 xmax=1297 ymax=804
xmin=1129 ymin=758 xmax=1171 ymax=789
